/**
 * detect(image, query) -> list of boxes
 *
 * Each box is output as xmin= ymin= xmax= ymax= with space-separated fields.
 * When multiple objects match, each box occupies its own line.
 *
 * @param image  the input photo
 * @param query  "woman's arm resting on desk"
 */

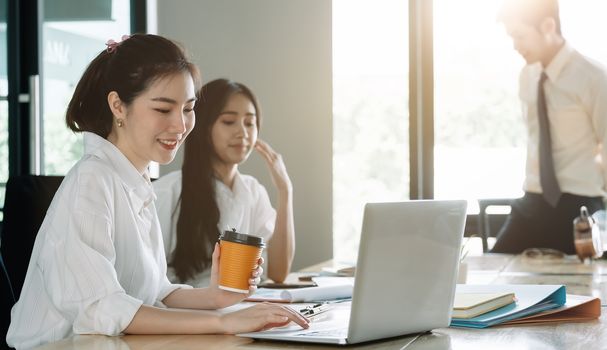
xmin=125 ymin=243 xmax=308 ymax=334
xmin=255 ymin=139 xmax=295 ymax=283
xmin=123 ymin=303 xmax=309 ymax=334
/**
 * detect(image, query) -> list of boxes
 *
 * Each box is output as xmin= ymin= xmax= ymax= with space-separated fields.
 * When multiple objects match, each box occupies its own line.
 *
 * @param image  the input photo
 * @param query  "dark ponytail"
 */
xmin=66 ymin=34 xmax=201 ymax=138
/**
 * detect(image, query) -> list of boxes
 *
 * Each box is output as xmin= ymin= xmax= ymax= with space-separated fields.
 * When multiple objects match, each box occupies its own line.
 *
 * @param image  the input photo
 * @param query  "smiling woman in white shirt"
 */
xmin=153 ymin=78 xmax=295 ymax=287
xmin=6 ymin=35 xmax=307 ymax=350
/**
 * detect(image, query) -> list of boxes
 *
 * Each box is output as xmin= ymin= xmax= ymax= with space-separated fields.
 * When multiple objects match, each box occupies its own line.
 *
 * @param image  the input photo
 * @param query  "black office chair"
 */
xmin=477 ymin=198 xmax=514 ymax=253
xmin=0 ymin=175 xmax=63 ymax=348
xmin=1 ymin=251 xmax=16 ymax=350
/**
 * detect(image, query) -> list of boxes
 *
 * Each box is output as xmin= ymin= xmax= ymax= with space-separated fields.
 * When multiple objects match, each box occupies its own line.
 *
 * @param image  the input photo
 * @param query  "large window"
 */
xmin=41 ymin=0 xmax=131 ymax=175
xmin=433 ymin=0 xmax=607 ymax=216
xmin=433 ymin=0 xmax=524 ymax=212
xmin=559 ymin=1 xmax=607 ymax=63
xmin=332 ymin=0 xmax=409 ymax=263
xmin=334 ymin=0 xmax=607 ymax=260
xmin=2 ymin=0 xmax=142 ymax=224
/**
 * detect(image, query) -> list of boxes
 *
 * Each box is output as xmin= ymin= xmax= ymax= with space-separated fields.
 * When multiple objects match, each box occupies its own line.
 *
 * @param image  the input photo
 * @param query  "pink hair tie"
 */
xmin=105 ymin=34 xmax=132 ymax=53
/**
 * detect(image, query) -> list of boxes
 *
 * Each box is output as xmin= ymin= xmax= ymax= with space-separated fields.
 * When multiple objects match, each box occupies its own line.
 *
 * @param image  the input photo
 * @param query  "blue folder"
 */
xmin=450 ymin=284 xmax=566 ymax=328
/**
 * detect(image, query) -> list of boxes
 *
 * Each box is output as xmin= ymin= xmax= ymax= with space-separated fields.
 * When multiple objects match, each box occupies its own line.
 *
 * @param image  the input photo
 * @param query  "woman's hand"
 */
xmin=219 ymin=302 xmax=309 ymax=334
xmin=255 ymin=139 xmax=295 ymax=283
xmin=255 ymin=139 xmax=292 ymax=194
xmin=209 ymin=243 xmax=264 ymax=309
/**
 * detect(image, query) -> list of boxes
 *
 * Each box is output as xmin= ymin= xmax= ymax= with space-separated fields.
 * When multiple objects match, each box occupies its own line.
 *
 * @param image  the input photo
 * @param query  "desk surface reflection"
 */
xmin=35 ymin=254 xmax=607 ymax=350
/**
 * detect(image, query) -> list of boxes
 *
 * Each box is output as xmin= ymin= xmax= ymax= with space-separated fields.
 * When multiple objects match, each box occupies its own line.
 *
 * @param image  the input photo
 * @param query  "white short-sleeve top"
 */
xmin=153 ymin=170 xmax=276 ymax=287
xmin=7 ymin=132 xmax=191 ymax=349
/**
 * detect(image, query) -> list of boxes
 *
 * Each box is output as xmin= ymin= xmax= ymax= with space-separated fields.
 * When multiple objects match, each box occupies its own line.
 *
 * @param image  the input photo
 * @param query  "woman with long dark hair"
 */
xmin=154 ymin=78 xmax=295 ymax=286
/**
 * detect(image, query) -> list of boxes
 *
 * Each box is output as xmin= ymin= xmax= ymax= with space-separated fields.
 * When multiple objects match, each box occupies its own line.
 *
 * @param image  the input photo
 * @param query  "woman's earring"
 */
xmin=117 ymin=119 xmax=124 ymax=127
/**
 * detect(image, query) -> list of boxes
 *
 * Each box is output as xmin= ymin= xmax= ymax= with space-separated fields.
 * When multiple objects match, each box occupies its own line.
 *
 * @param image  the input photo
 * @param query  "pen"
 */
xmin=298 ymin=274 xmax=319 ymax=282
xmin=299 ymin=303 xmax=331 ymax=318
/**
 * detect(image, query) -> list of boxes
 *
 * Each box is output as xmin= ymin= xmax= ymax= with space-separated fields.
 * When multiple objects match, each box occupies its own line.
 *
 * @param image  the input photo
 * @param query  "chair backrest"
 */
xmin=0 ymin=175 xmax=63 ymax=301
xmin=477 ymin=198 xmax=514 ymax=252
xmin=1 ymin=251 xmax=16 ymax=349
xmin=1 ymin=175 xmax=63 ymax=348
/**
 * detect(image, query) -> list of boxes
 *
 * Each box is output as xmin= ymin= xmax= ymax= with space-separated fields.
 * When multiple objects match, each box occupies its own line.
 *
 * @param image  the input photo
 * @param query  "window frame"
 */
xmin=1 ymin=0 xmax=146 ymax=218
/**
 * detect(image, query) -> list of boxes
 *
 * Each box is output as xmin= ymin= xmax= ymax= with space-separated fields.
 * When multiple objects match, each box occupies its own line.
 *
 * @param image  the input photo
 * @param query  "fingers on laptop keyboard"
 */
xmin=261 ymin=302 xmax=310 ymax=329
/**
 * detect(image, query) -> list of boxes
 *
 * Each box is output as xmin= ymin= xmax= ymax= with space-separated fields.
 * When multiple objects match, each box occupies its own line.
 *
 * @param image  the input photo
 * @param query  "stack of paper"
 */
xmin=450 ymin=284 xmax=600 ymax=328
xmin=501 ymin=294 xmax=601 ymax=325
xmin=247 ymin=277 xmax=354 ymax=303
xmin=320 ymin=264 xmax=356 ymax=277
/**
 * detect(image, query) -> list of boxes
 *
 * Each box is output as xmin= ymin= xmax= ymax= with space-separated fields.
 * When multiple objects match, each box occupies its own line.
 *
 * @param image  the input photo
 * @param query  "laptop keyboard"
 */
xmin=293 ymin=327 xmax=348 ymax=338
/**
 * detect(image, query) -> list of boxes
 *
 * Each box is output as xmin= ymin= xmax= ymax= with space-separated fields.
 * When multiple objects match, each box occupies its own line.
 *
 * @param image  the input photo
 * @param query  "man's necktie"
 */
xmin=537 ymin=72 xmax=562 ymax=207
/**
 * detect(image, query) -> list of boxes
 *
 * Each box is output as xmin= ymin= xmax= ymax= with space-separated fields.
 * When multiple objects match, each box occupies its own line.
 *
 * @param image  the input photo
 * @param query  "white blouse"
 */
xmin=153 ymin=170 xmax=276 ymax=287
xmin=7 ymin=132 xmax=191 ymax=349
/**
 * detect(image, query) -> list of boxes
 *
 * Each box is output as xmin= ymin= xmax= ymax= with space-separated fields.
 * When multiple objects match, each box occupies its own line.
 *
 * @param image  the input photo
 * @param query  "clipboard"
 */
xmin=299 ymin=303 xmax=332 ymax=319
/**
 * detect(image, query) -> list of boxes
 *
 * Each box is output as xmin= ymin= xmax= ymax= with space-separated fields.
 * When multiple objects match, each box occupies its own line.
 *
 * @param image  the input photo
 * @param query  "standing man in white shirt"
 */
xmin=492 ymin=0 xmax=607 ymax=254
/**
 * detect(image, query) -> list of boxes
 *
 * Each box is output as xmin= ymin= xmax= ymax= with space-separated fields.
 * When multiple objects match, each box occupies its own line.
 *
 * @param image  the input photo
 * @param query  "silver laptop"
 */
xmin=238 ymin=200 xmax=467 ymax=345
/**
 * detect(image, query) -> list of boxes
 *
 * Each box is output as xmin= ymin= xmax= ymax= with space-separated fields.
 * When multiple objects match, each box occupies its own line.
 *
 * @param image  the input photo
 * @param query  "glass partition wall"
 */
xmin=2 ymin=0 xmax=142 ymax=222
xmin=41 ymin=0 xmax=131 ymax=175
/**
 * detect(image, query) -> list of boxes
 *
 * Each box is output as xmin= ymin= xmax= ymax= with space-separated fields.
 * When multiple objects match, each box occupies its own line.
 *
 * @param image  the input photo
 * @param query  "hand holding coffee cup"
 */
xmin=218 ymin=229 xmax=266 ymax=294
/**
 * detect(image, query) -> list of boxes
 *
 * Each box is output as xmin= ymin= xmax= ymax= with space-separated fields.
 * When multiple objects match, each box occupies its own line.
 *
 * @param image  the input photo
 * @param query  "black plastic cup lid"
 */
xmin=220 ymin=230 xmax=265 ymax=248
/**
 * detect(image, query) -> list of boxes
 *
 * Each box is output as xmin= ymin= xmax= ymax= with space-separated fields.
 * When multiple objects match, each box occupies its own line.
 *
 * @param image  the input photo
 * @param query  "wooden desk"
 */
xmin=36 ymin=254 xmax=607 ymax=350
xmin=465 ymin=253 xmax=607 ymax=303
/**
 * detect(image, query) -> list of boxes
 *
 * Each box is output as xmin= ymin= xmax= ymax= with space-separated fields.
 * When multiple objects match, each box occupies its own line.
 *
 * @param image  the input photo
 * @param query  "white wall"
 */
xmin=156 ymin=0 xmax=333 ymax=270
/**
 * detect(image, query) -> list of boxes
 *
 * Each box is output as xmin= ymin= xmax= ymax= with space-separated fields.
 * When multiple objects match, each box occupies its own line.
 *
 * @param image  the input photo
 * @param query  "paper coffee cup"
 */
xmin=218 ymin=230 xmax=265 ymax=293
